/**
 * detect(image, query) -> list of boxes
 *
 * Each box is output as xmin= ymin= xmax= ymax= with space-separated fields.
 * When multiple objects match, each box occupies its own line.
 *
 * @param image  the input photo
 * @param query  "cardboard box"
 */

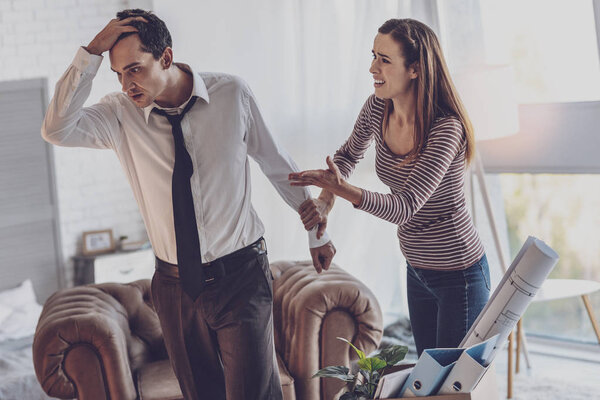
xmin=381 ymin=362 xmax=499 ymax=400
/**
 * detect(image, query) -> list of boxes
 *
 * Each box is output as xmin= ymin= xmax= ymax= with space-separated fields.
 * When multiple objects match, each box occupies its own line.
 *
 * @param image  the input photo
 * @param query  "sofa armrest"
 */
xmin=271 ymin=261 xmax=383 ymax=400
xmin=33 ymin=280 xmax=162 ymax=400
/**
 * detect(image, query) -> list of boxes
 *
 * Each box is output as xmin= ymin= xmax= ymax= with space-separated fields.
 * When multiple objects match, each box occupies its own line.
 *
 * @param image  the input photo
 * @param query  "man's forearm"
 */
xmin=42 ymin=48 xmax=98 ymax=143
xmin=41 ymin=47 xmax=119 ymax=150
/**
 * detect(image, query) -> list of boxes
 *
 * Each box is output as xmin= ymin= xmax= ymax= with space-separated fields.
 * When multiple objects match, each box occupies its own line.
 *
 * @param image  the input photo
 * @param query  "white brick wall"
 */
xmin=0 ymin=0 xmax=151 ymax=285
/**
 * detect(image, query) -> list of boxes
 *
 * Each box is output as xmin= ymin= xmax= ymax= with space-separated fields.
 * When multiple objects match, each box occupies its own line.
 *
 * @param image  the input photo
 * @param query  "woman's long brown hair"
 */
xmin=378 ymin=19 xmax=475 ymax=165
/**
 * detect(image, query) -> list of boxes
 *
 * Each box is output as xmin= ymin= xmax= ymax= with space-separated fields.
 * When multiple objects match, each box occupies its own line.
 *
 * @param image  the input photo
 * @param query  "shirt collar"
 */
xmin=142 ymin=63 xmax=210 ymax=124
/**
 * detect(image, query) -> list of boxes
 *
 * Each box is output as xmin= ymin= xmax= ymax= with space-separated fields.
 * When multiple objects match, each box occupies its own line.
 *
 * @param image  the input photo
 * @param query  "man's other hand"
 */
xmin=310 ymin=241 xmax=336 ymax=273
xmin=299 ymin=198 xmax=330 ymax=239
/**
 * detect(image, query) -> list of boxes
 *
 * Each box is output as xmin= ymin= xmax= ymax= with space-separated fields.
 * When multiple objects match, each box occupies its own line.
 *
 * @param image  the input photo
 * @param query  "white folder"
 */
xmin=437 ymin=335 xmax=499 ymax=394
xmin=399 ymin=348 xmax=463 ymax=397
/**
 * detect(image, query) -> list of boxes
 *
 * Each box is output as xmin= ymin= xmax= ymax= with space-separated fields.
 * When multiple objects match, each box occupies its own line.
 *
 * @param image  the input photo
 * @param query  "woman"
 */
xmin=289 ymin=18 xmax=490 ymax=355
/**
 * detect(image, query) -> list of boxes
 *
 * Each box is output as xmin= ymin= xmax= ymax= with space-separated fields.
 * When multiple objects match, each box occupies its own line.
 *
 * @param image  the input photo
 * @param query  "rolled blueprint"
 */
xmin=460 ymin=236 xmax=559 ymax=356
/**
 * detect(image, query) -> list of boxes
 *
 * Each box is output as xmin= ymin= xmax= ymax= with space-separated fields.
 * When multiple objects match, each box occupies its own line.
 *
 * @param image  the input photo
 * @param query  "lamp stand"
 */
xmin=469 ymin=151 xmax=532 ymax=369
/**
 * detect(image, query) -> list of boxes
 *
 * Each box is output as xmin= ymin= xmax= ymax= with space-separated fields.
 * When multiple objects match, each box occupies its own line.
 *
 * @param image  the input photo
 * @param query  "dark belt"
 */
xmin=155 ymin=237 xmax=267 ymax=282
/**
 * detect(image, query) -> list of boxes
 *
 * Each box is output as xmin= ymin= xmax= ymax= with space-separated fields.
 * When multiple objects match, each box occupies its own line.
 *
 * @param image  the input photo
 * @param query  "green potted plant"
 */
xmin=313 ymin=337 xmax=408 ymax=400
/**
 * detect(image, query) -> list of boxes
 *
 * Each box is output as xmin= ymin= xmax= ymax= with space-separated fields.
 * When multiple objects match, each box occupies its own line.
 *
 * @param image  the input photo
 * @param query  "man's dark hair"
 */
xmin=116 ymin=9 xmax=172 ymax=60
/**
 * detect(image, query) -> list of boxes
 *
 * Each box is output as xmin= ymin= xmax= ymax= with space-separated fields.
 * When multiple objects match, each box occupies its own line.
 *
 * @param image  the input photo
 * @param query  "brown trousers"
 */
xmin=151 ymin=252 xmax=283 ymax=400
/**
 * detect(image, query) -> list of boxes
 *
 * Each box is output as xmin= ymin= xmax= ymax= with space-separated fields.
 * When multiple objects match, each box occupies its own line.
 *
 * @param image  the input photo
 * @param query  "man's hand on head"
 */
xmin=309 ymin=241 xmax=336 ymax=274
xmin=85 ymin=16 xmax=147 ymax=55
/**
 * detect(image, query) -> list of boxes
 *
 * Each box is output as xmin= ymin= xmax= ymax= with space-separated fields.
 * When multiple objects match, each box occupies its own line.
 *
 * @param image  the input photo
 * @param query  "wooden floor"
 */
xmin=494 ymin=337 xmax=600 ymax=399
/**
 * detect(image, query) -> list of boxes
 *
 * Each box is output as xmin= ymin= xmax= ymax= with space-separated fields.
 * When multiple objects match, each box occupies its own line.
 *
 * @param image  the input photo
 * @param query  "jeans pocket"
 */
xmin=479 ymin=264 xmax=491 ymax=291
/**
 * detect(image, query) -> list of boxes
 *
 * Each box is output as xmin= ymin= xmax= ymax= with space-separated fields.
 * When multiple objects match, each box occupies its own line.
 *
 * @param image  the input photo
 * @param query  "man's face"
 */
xmin=109 ymin=34 xmax=168 ymax=108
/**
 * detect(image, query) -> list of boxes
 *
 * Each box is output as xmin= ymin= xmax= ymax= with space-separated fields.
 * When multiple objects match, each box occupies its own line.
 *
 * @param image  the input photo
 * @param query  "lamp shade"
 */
xmin=452 ymin=65 xmax=519 ymax=141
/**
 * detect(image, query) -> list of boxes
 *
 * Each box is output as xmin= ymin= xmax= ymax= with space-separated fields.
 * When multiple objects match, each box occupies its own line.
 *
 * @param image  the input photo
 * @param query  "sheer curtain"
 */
xmin=435 ymin=0 xmax=513 ymax=288
xmin=152 ymin=0 xmax=482 ymax=322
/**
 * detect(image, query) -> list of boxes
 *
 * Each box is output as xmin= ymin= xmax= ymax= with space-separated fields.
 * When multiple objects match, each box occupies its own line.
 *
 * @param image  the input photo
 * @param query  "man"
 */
xmin=42 ymin=9 xmax=335 ymax=400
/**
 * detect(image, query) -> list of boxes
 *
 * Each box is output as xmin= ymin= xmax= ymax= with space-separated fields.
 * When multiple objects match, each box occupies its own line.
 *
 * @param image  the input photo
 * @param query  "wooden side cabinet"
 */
xmin=73 ymin=248 xmax=155 ymax=285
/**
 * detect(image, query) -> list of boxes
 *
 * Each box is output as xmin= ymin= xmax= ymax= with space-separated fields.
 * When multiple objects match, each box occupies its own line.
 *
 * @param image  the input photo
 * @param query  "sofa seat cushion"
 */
xmin=136 ymin=353 xmax=295 ymax=400
xmin=277 ymin=352 xmax=296 ymax=400
xmin=137 ymin=359 xmax=182 ymax=400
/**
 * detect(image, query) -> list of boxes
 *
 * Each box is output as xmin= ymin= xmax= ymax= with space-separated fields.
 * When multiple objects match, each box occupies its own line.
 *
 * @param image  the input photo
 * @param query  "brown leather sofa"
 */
xmin=33 ymin=260 xmax=383 ymax=400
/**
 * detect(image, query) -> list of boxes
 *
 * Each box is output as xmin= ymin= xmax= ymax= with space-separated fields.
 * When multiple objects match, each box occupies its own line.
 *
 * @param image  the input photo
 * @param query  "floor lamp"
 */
xmin=453 ymin=66 xmax=528 ymax=385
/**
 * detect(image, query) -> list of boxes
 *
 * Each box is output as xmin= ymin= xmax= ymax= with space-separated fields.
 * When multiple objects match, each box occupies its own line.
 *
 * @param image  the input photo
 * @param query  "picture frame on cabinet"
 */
xmin=82 ymin=229 xmax=115 ymax=256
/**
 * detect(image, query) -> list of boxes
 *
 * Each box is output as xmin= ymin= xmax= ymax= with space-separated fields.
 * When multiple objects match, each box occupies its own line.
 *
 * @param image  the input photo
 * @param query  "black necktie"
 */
xmin=154 ymin=97 xmax=204 ymax=299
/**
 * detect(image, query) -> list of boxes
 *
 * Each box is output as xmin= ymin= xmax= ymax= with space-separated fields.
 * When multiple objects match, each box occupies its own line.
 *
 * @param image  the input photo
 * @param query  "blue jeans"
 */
xmin=407 ymin=254 xmax=490 ymax=356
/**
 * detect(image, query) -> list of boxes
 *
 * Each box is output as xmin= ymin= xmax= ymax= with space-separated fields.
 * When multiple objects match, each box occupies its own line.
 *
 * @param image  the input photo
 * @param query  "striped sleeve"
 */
xmin=332 ymin=95 xmax=376 ymax=179
xmin=357 ymin=117 xmax=465 ymax=226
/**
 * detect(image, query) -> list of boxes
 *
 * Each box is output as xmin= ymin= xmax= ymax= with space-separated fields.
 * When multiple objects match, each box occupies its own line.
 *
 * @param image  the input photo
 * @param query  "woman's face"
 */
xmin=369 ymin=33 xmax=418 ymax=100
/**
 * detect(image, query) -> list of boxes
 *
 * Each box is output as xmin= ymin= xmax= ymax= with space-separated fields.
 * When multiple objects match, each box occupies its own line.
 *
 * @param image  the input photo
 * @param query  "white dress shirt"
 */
xmin=42 ymin=47 xmax=329 ymax=264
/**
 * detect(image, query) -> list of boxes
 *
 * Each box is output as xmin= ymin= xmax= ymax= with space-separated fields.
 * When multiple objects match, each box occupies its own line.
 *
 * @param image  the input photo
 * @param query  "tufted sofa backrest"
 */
xmin=33 ymin=280 xmax=166 ymax=398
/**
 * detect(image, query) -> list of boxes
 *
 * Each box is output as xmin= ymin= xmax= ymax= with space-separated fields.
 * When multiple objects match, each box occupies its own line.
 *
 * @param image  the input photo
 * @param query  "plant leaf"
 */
xmin=337 ymin=337 xmax=366 ymax=360
xmin=359 ymin=369 xmax=369 ymax=381
xmin=340 ymin=392 xmax=358 ymax=400
xmin=312 ymin=366 xmax=355 ymax=382
xmin=355 ymin=385 xmax=370 ymax=395
xmin=377 ymin=345 xmax=409 ymax=366
xmin=357 ymin=356 xmax=387 ymax=372
xmin=370 ymin=370 xmax=381 ymax=383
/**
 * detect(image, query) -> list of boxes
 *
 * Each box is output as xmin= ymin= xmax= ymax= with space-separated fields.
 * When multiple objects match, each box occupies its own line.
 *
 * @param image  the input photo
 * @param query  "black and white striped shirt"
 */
xmin=334 ymin=95 xmax=484 ymax=270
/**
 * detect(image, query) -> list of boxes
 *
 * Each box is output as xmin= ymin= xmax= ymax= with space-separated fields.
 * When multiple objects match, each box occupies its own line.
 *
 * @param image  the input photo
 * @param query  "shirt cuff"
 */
xmin=307 ymin=227 xmax=331 ymax=248
xmin=73 ymin=46 xmax=103 ymax=75
xmin=355 ymin=188 xmax=373 ymax=211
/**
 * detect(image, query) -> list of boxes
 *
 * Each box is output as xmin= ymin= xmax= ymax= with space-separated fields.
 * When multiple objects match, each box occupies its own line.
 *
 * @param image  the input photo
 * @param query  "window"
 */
xmin=499 ymin=173 xmax=600 ymax=342
xmin=480 ymin=0 xmax=600 ymax=103
xmin=475 ymin=0 xmax=600 ymax=345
